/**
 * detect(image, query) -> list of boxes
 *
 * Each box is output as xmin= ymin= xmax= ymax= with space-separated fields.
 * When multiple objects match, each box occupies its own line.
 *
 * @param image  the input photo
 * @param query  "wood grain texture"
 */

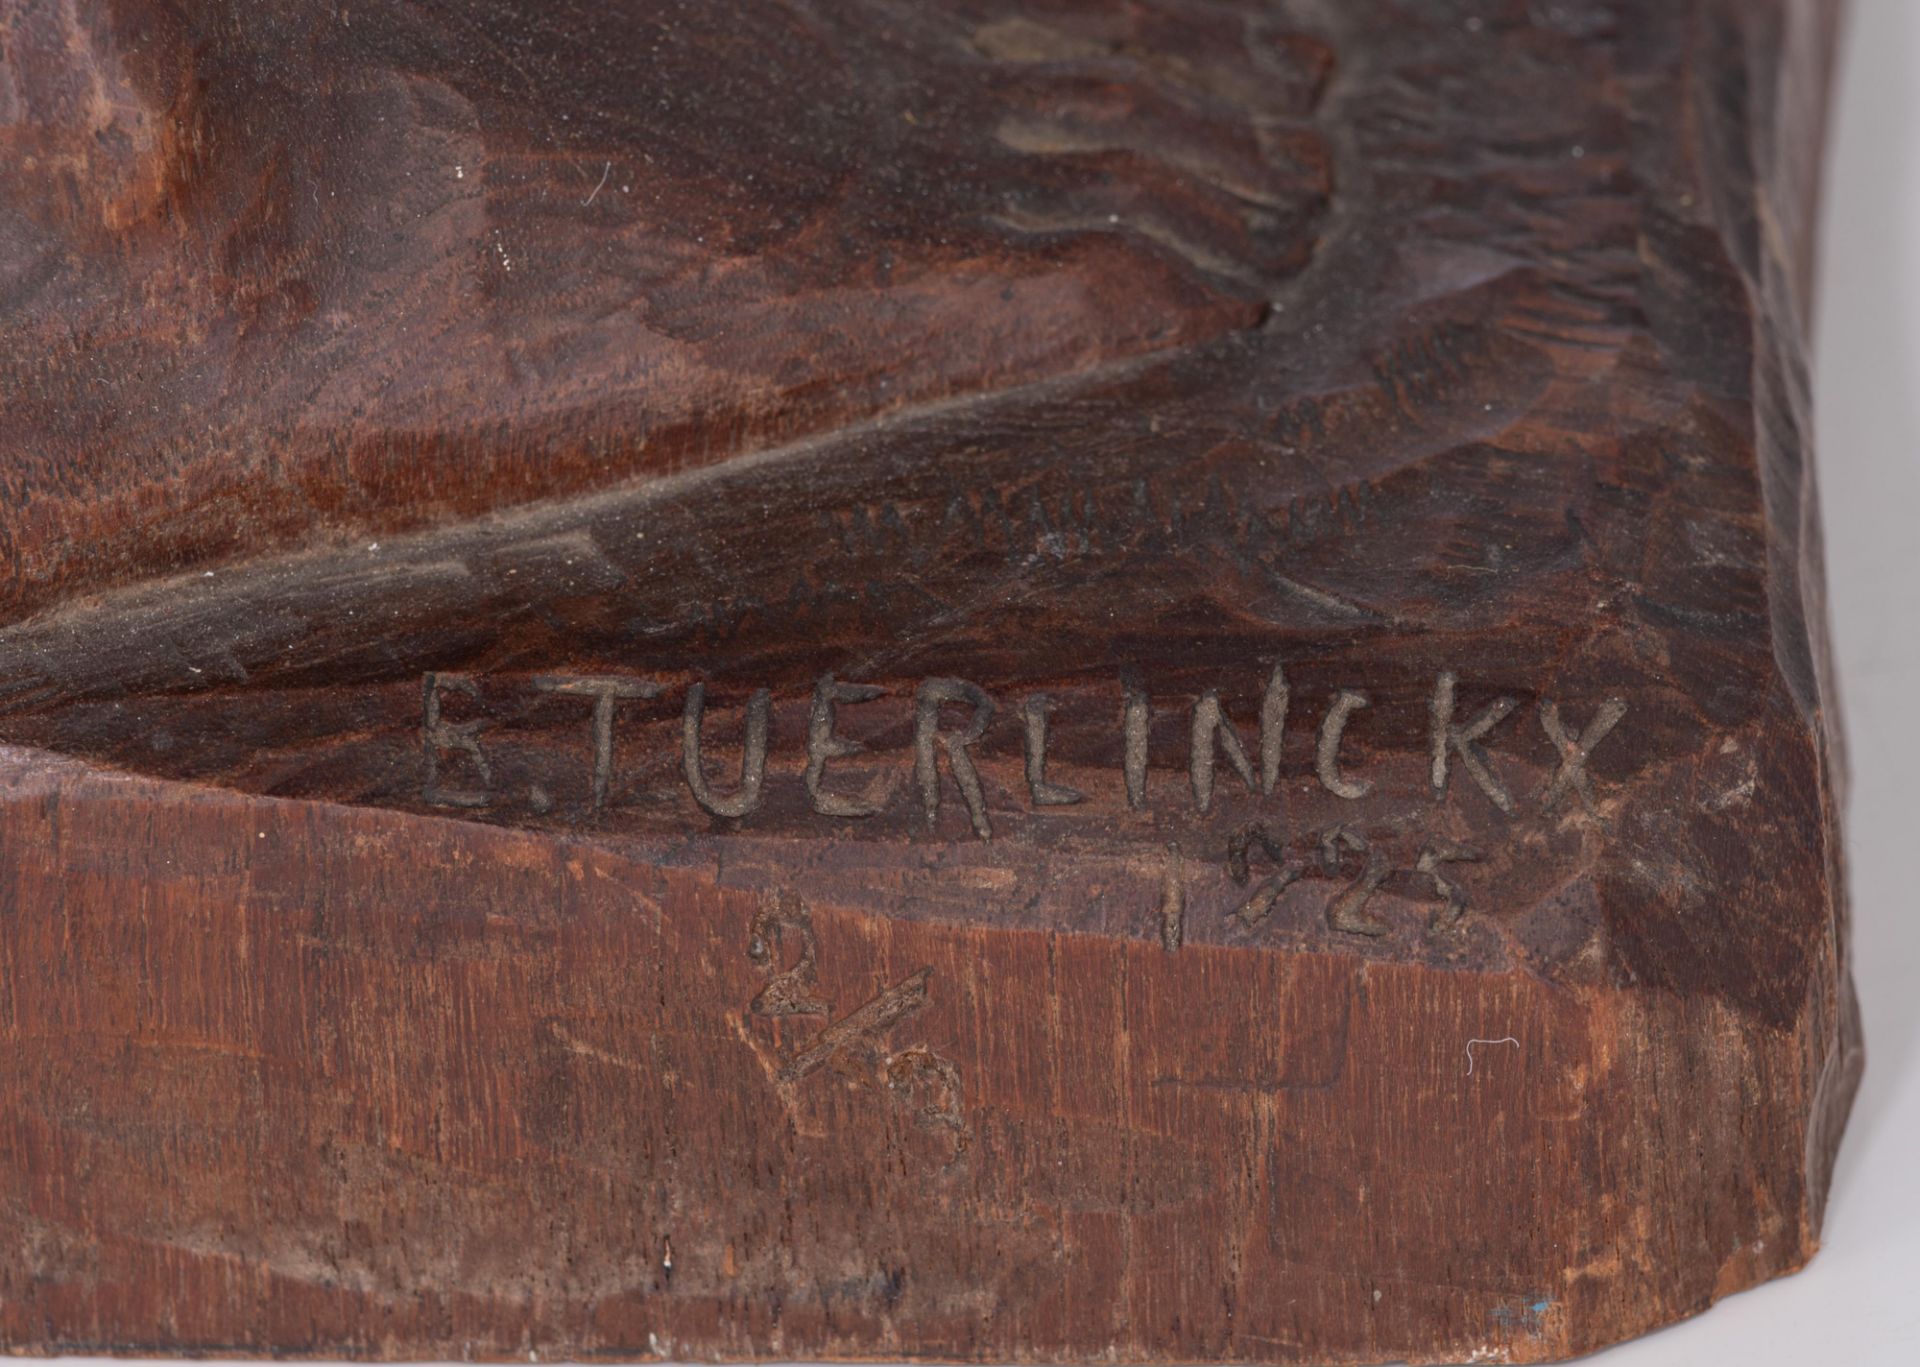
xmin=0 ymin=0 xmax=1861 ymax=1361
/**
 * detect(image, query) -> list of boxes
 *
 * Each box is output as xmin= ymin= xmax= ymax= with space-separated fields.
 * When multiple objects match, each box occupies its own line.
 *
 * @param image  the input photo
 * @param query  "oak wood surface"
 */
xmin=0 ymin=1 xmax=1861 ymax=1361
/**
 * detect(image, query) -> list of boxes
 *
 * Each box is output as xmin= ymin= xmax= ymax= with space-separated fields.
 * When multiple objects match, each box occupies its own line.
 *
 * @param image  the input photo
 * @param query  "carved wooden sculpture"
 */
xmin=0 ymin=0 xmax=1860 ymax=1361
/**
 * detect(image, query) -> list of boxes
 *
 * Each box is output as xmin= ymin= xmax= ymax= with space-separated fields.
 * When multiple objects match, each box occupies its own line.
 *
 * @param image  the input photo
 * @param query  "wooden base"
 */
xmin=0 ymin=0 xmax=1860 ymax=1359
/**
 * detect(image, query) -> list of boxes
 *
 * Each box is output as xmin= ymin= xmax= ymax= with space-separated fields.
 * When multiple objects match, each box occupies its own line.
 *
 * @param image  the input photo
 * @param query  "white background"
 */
xmin=63 ymin=2 xmax=1920 ymax=1363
